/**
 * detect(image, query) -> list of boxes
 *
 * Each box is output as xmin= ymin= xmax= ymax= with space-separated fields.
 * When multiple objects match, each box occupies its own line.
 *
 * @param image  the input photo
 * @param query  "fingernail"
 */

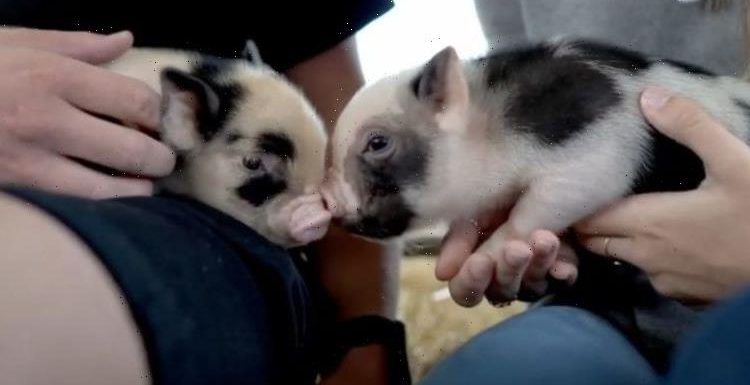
xmin=641 ymin=87 xmax=672 ymax=111
xmin=533 ymin=237 xmax=557 ymax=255
xmin=107 ymin=30 xmax=133 ymax=40
xmin=506 ymin=245 xmax=532 ymax=266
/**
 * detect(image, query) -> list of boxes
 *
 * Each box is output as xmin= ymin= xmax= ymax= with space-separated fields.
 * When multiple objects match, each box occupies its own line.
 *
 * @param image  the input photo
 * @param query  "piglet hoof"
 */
xmin=289 ymin=194 xmax=332 ymax=245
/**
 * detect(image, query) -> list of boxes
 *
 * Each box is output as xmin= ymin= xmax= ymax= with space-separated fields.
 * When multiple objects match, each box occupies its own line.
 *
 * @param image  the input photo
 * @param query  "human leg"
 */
xmin=420 ymin=306 xmax=659 ymax=385
xmin=666 ymin=287 xmax=750 ymax=385
xmin=0 ymin=191 xmax=150 ymax=385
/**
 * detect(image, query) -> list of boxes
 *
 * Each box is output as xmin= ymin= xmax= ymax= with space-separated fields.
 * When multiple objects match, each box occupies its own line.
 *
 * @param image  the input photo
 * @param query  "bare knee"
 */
xmin=0 ymin=192 xmax=151 ymax=385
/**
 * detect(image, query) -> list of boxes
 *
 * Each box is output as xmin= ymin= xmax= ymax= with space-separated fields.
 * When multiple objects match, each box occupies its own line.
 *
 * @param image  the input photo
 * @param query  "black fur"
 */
xmin=173 ymin=154 xmax=185 ymax=172
xmin=190 ymin=57 xmax=244 ymax=141
xmin=568 ymin=41 xmax=650 ymax=73
xmin=258 ymin=132 xmax=296 ymax=161
xmin=347 ymin=127 xmax=429 ymax=238
xmin=348 ymin=198 xmax=416 ymax=239
xmin=480 ymin=45 xmax=555 ymax=88
xmin=480 ymin=43 xmax=624 ymax=144
xmin=658 ymin=59 xmax=715 ymax=76
xmin=236 ymin=174 xmax=287 ymax=207
xmin=734 ymin=99 xmax=750 ymax=126
xmin=479 ymin=41 xmax=715 ymax=146
xmin=225 ymin=132 xmax=242 ymax=144
xmin=631 ymin=127 xmax=705 ymax=194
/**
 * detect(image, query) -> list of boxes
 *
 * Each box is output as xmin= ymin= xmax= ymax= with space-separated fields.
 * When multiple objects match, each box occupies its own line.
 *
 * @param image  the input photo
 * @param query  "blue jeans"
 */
xmin=422 ymin=288 xmax=750 ymax=385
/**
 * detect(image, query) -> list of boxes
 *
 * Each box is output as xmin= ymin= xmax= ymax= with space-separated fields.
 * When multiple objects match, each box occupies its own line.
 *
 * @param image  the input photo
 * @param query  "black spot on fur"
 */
xmin=190 ymin=57 xmax=244 ymax=141
xmin=345 ymin=198 xmax=416 ymax=239
xmin=225 ymin=132 xmax=242 ymax=144
xmin=258 ymin=132 xmax=296 ymax=161
xmin=567 ymin=40 xmax=651 ymax=73
xmin=173 ymin=154 xmax=185 ymax=172
xmin=734 ymin=99 xmax=750 ymax=128
xmin=631 ymin=125 xmax=705 ymax=194
xmin=657 ymin=59 xmax=715 ymax=76
xmin=350 ymin=128 xmax=429 ymax=239
xmin=480 ymin=45 xmax=556 ymax=88
xmin=495 ymin=56 xmax=621 ymax=144
xmin=236 ymin=175 xmax=287 ymax=207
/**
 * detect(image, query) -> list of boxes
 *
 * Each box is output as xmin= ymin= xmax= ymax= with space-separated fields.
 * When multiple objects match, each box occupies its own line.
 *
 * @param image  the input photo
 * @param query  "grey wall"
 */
xmin=473 ymin=0 xmax=746 ymax=76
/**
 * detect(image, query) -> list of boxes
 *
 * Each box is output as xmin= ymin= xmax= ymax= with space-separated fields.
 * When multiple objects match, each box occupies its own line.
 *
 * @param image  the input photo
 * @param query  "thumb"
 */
xmin=0 ymin=28 xmax=133 ymax=64
xmin=640 ymin=86 xmax=750 ymax=182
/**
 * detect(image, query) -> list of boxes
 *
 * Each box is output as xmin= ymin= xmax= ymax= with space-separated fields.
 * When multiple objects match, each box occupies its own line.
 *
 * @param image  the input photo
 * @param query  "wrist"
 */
xmin=321 ymin=345 xmax=389 ymax=385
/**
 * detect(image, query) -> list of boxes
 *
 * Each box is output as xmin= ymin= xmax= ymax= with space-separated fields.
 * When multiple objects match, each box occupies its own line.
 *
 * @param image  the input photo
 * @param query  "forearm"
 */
xmin=286 ymin=38 xmax=365 ymax=129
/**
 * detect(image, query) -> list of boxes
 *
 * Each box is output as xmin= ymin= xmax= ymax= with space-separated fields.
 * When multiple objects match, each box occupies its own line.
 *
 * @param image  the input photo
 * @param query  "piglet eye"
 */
xmin=366 ymin=135 xmax=391 ymax=153
xmin=243 ymin=157 xmax=262 ymax=171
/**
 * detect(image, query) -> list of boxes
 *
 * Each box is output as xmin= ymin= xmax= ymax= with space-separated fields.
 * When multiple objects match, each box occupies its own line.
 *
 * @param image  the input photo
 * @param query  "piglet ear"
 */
xmin=412 ymin=46 xmax=469 ymax=117
xmin=159 ymin=68 xmax=220 ymax=153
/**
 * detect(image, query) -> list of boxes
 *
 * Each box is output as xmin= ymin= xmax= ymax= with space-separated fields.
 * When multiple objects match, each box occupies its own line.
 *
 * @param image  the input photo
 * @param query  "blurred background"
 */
xmin=356 ymin=0 xmax=488 ymax=84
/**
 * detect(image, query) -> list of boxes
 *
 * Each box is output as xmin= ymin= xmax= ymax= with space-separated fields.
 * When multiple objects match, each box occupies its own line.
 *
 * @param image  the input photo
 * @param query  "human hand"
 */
xmin=436 ymin=208 xmax=578 ymax=307
xmin=0 ymin=28 xmax=175 ymax=198
xmin=577 ymin=87 xmax=750 ymax=303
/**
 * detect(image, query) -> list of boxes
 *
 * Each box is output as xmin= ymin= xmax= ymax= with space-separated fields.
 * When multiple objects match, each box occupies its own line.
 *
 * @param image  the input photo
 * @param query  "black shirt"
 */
xmin=0 ymin=0 xmax=393 ymax=71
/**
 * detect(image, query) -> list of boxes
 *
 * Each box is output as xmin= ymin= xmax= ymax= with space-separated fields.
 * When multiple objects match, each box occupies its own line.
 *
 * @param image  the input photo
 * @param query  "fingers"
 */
xmin=448 ymin=252 xmax=494 ymax=307
xmin=0 ymin=28 xmax=133 ymax=64
xmin=641 ymin=87 xmax=750 ymax=182
xmin=550 ymin=260 xmax=578 ymax=284
xmin=43 ymin=105 xmax=174 ymax=177
xmin=0 ymin=143 xmax=152 ymax=199
xmin=436 ymin=219 xmax=479 ymax=281
xmin=523 ymin=230 xmax=560 ymax=289
xmin=492 ymin=241 xmax=533 ymax=300
xmin=575 ymin=194 xmax=655 ymax=237
xmin=549 ymin=242 xmax=579 ymax=284
xmin=55 ymin=59 xmax=161 ymax=130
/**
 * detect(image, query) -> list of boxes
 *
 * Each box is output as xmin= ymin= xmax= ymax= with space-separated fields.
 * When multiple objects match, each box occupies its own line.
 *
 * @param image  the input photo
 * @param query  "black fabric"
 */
xmin=0 ymin=0 xmax=394 ymax=71
xmin=3 ymin=187 xmax=319 ymax=385
xmin=319 ymin=315 xmax=411 ymax=385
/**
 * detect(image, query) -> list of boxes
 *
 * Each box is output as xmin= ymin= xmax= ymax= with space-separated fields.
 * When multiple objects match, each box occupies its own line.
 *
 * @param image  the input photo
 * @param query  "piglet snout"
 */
xmin=320 ymin=168 xmax=343 ymax=217
xmin=320 ymin=181 xmax=342 ymax=217
xmin=288 ymin=193 xmax=331 ymax=245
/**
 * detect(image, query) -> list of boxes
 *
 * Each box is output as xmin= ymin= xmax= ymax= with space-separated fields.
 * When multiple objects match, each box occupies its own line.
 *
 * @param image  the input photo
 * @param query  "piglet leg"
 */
xmin=473 ymin=179 xmax=619 ymax=300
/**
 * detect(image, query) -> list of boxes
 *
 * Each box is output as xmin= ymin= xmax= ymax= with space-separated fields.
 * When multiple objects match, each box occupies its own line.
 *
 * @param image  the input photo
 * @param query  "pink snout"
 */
xmin=320 ymin=168 xmax=359 ymax=219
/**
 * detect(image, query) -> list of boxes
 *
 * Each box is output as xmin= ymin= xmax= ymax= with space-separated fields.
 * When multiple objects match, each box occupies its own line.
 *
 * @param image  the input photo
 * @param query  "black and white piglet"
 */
xmin=322 ymin=40 xmax=750 ymax=369
xmin=105 ymin=48 xmax=330 ymax=248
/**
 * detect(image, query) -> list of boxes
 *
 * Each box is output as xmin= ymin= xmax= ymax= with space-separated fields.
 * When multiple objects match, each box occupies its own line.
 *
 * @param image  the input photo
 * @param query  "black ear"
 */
xmin=159 ymin=68 xmax=221 ymax=153
xmin=411 ymin=46 xmax=468 ymax=112
xmin=242 ymin=39 xmax=264 ymax=66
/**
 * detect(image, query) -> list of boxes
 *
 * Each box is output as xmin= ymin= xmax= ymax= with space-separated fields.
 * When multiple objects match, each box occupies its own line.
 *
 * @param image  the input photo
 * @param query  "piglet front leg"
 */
xmin=471 ymin=179 xmax=616 ymax=302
